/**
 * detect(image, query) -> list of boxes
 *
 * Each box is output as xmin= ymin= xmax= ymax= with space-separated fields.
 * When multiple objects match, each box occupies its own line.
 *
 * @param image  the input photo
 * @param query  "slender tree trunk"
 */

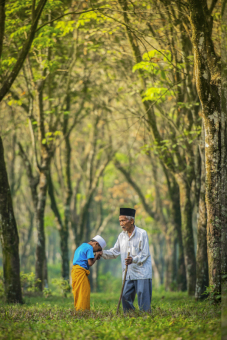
xmin=170 ymin=181 xmax=187 ymax=291
xmin=48 ymin=171 xmax=69 ymax=280
xmin=150 ymin=244 xmax=161 ymax=287
xmin=176 ymin=176 xmax=196 ymax=295
xmin=60 ymin=224 xmax=69 ymax=280
xmin=61 ymin=97 xmax=72 ymax=281
xmin=165 ymin=233 xmax=176 ymax=291
xmin=195 ymin=132 xmax=209 ymax=300
xmin=0 ymin=136 xmax=23 ymax=303
xmin=44 ymin=255 xmax=48 ymax=288
xmin=35 ymin=86 xmax=53 ymax=291
xmin=52 ymin=231 xmax=56 ymax=264
xmin=21 ymin=211 xmax=34 ymax=268
xmin=35 ymin=168 xmax=49 ymax=291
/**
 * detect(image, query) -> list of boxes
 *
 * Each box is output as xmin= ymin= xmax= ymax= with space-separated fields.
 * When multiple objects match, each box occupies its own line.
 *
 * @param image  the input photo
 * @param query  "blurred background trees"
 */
xmin=0 ymin=0 xmax=226 ymax=303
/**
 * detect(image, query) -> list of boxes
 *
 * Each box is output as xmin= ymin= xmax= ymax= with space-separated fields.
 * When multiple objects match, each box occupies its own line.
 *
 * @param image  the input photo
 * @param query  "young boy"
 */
xmin=71 ymin=235 xmax=106 ymax=311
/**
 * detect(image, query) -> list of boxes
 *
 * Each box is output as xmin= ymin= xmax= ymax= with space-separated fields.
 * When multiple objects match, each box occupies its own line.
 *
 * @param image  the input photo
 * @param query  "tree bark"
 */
xmin=61 ymin=96 xmax=72 ymax=281
xmin=171 ymin=185 xmax=187 ymax=291
xmin=195 ymin=134 xmax=209 ymax=300
xmin=165 ymin=234 xmax=177 ymax=291
xmin=48 ymin=171 xmax=69 ymax=280
xmin=163 ymin=167 xmax=187 ymax=292
xmin=35 ymin=168 xmax=49 ymax=291
xmin=188 ymin=0 xmax=226 ymax=301
xmin=221 ymin=0 xmax=227 ymax=305
xmin=176 ymin=176 xmax=196 ymax=295
xmin=0 ymin=136 xmax=23 ymax=303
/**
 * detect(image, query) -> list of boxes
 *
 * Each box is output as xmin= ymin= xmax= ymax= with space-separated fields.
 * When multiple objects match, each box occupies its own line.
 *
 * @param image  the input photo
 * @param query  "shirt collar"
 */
xmin=123 ymin=225 xmax=137 ymax=239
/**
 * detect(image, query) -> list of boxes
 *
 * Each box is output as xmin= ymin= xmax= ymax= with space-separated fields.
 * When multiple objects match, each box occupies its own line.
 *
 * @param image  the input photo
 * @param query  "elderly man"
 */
xmin=101 ymin=207 xmax=152 ymax=312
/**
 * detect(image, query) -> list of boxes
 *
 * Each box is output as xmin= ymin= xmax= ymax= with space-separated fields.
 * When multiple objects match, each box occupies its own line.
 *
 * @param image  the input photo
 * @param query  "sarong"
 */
xmin=71 ymin=265 xmax=90 ymax=311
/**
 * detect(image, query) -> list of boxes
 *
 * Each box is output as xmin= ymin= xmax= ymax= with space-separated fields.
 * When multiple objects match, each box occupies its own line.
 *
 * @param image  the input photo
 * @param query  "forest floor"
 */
xmin=0 ymin=291 xmax=221 ymax=340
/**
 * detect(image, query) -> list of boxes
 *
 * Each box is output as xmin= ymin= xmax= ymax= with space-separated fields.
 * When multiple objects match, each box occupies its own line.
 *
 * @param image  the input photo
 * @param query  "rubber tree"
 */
xmin=195 ymin=130 xmax=209 ymax=299
xmin=188 ymin=0 xmax=227 ymax=301
xmin=0 ymin=137 xmax=23 ymax=303
xmin=0 ymin=0 xmax=47 ymax=302
xmin=221 ymin=0 xmax=227 ymax=306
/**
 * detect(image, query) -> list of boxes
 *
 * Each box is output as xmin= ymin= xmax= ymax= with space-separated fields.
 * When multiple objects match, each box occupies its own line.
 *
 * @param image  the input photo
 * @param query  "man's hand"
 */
xmin=125 ymin=256 xmax=133 ymax=265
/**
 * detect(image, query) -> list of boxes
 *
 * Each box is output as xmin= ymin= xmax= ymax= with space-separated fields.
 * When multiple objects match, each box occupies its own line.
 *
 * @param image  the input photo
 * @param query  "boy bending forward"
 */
xmin=71 ymin=235 xmax=105 ymax=311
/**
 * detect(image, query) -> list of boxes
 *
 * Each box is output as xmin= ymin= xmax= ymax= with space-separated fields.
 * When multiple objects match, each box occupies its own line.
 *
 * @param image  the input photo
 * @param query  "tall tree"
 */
xmin=188 ymin=0 xmax=226 ymax=301
xmin=0 ymin=137 xmax=23 ymax=303
xmin=195 ymin=129 xmax=209 ymax=299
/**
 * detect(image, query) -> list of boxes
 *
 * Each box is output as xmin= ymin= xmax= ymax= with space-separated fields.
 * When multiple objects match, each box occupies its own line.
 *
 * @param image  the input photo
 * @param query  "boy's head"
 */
xmin=89 ymin=235 xmax=106 ymax=252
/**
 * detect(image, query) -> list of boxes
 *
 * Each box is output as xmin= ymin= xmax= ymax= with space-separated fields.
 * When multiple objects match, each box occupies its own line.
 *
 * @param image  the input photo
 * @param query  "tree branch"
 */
xmin=95 ymin=208 xmax=117 ymax=235
xmin=0 ymin=0 xmax=48 ymax=102
xmin=114 ymin=160 xmax=158 ymax=220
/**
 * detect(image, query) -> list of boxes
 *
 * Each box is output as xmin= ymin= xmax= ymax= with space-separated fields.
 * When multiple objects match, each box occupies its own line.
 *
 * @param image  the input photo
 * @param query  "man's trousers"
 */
xmin=122 ymin=279 xmax=152 ymax=312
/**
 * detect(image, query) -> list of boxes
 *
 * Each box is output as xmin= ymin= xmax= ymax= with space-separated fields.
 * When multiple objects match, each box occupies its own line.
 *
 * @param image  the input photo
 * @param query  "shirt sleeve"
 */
xmin=102 ymin=237 xmax=120 ymax=259
xmin=86 ymin=246 xmax=95 ymax=260
xmin=132 ymin=232 xmax=150 ymax=265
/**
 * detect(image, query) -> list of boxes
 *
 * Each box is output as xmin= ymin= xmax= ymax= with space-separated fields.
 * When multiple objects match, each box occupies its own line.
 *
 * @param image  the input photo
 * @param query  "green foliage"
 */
xmin=0 ymin=292 xmax=221 ymax=339
xmin=51 ymin=278 xmax=71 ymax=297
xmin=202 ymin=285 xmax=221 ymax=303
xmin=98 ymin=272 xmax=122 ymax=294
xmin=43 ymin=288 xmax=53 ymax=298
xmin=20 ymin=272 xmax=41 ymax=295
xmin=142 ymin=87 xmax=175 ymax=103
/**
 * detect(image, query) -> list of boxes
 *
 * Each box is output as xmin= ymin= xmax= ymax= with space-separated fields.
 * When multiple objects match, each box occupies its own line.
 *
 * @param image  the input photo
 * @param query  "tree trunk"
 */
xmin=221 ymin=0 xmax=227 ymax=303
xmin=177 ymin=176 xmax=196 ymax=295
xmin=35 ymin=169 xmax=49 ymax=291
xmin=21 ymin=210 xmax=34 ymax=268
xmin=195 ymin=132 xmax=209 ymax=300
xmin=170 ymin=180 xmax=187 ymax=291
xmin=60 ymin=225 xmax=69 ymax=281
xmin=188 ymin=0 xmax=225 ymax=301
xmin=61 ymin=97 xmax=72 ymax=281
xmin=0 ymin=136 xmax=23 ymax=303
xmin=44 ymin=255 xmax=48 ymax=288
xmin=48 ymin=171 xmax=69 ymax=280
xmin=165 ymin=233 xmax=176 ymax=291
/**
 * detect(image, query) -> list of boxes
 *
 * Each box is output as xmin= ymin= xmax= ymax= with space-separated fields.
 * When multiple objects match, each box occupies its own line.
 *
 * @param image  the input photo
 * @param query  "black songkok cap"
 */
xmin=119 ymin=208 xmax=136 ymax=217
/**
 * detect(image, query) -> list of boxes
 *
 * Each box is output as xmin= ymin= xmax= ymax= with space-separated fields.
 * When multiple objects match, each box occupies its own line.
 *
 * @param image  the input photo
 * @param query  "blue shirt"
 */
xmin=73 ymin=243 xmax=94 ymax=270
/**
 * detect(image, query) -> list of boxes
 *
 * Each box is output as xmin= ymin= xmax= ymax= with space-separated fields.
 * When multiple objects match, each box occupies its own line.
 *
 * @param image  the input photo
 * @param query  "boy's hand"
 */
xmin=95 ymin=251 xmax=103 ymax=260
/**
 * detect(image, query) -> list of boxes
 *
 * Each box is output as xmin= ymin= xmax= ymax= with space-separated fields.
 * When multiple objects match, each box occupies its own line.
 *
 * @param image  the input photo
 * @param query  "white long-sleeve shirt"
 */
xmin=102 ymin=226 xmax=152 ymax=280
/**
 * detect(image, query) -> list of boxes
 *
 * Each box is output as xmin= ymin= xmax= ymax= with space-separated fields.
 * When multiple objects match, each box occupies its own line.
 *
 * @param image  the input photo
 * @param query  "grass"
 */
xmin=0 ymin=291 xmax=221 ymax=340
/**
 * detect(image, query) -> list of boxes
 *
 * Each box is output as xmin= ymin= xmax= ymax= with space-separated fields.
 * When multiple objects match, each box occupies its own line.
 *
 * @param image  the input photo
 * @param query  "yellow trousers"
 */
xmin=71 ymin=265 xmax=90 ymax=311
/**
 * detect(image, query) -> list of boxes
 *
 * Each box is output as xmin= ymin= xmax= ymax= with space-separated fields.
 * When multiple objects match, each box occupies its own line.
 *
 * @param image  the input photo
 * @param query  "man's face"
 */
xmin=119 ymin=215 xmax=134 ymax=232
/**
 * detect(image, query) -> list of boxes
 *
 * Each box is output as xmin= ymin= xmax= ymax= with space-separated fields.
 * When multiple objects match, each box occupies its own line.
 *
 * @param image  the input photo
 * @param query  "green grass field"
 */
xmin=0 ymin=291 xmax=221 ymax=340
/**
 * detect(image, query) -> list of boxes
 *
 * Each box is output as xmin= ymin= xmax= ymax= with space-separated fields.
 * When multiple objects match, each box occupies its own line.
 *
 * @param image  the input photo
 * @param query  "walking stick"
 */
xmin=117 ymin=251 xmax=130 ymax=314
